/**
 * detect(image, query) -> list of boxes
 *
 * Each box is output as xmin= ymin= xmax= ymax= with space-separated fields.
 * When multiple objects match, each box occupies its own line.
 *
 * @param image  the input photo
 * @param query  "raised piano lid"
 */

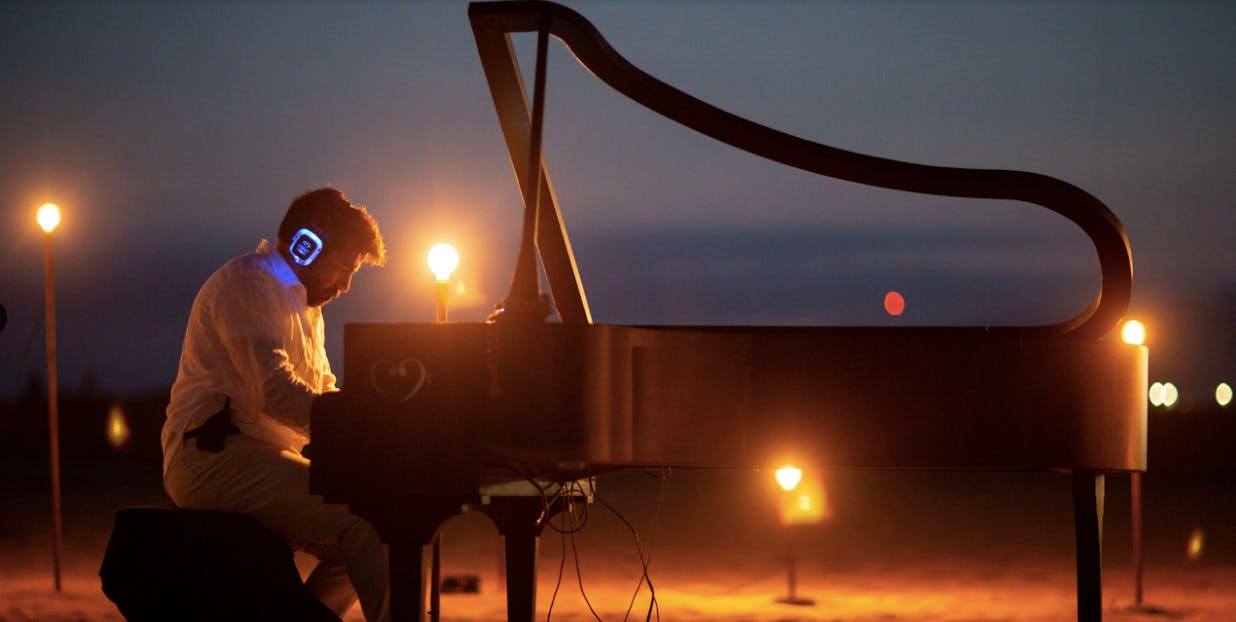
xmin=315 ymin=2 xmax=1147 ymax=490
xmin=466 ymin=0 xmax=1132 ymax=339
xmin=459 ymin=1 xmax=1144 ymax=470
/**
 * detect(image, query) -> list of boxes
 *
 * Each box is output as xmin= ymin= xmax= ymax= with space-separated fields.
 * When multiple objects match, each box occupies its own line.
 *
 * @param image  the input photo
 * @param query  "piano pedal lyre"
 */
xmin=461 ymin=476 xmax=596 ymax=622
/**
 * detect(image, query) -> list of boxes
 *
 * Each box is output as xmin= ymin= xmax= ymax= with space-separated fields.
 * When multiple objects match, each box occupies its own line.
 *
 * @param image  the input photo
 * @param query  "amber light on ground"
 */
xmin=779 ymin=477 xmax=830 ymax=525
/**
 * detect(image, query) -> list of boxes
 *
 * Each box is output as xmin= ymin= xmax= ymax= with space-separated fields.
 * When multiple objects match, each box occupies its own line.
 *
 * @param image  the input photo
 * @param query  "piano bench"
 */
xmin=99 ymin=505 xmax=341 ymax=622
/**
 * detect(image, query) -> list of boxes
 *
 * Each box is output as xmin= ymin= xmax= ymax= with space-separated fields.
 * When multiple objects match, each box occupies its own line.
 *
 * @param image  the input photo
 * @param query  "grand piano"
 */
xmin=310 ymin=3 xmax=1147 ymax=621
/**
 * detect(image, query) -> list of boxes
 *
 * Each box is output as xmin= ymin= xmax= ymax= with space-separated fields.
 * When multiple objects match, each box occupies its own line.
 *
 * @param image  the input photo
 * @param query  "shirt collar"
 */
xmin=257 ymin=239 xmax=303 ymax=289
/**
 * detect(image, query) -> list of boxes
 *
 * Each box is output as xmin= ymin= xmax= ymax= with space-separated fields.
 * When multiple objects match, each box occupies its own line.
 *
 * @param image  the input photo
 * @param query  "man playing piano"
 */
xmin=160 ymin=187 xmax=390 ymax=621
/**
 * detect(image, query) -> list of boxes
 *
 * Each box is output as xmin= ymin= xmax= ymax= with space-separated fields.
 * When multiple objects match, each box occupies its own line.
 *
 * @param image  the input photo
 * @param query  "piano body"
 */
xmin=310 ymin=3 xmax=1147 ymax=621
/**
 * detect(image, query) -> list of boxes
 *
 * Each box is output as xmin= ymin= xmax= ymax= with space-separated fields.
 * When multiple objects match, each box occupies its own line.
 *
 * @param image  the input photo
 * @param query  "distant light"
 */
xmin=1148 ymin=382 xmax=1165 ymax=407
xmin=883 ymin=291 xmax=905 ymax=316
xmin=37 ymin=203 xmax=61 ymax=233
xmin=778 ymin=475 xmax=830 ymax=525
xmin=1162 ymin=382 xmax=1179 ymax=408
xmin=1121 ymin=320 xmax=1145 ymax=345
xmin=106 ymin=402 xmax=130 ymax=450
xmin=427 ymin=243 xmax=459 ymax=281
xmin=1217 ymin=383 xmax=1232 ymax=407
xmin=775 ymin=466 xmax=803 ymax=492
xmin=797 ymin=493 xmax=813 ymax=512
xmin=1187 ymin=526 xmax=1205 ymax=561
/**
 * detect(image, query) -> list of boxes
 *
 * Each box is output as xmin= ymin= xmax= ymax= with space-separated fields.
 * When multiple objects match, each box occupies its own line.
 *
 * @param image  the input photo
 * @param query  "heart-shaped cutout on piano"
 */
xmin=368 ymin=358 xmax=429 ymax=404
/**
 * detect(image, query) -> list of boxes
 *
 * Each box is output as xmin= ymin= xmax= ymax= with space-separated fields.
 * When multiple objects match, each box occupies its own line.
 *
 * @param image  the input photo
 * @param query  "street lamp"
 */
xmin=37 ymin=202 xmax=64 ymax=592
xmin=427 ymin=243 xmax=459 ymax=323
xmin=1120 ymin=318 xmax=1147 ymax=605
xmin=773 ymin=465 xmax=815 ymax=606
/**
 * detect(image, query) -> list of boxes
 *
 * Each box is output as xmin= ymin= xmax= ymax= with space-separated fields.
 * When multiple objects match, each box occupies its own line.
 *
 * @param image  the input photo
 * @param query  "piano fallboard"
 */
xmin=311 ymin=322 xmax=1145 ymax=488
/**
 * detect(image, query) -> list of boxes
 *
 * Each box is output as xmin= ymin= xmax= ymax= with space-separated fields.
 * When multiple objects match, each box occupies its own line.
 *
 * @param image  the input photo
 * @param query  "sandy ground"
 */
xmin=2 ymin=464 xmax=1234 ymax=621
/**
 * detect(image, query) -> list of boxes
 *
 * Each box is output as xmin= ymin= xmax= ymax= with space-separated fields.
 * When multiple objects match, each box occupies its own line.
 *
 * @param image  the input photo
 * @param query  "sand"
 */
xmin=2 ymin=464 xmax=1233 ymax=621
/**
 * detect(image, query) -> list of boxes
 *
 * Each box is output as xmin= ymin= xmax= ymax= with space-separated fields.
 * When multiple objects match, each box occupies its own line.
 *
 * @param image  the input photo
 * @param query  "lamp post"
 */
xmin=1121 ymin=319 xmax=1147 ymax=608
xmin=37 ymin=202 xmax=64 ymax=593
xmin=774 ymin=466 xmax=815 ymax=606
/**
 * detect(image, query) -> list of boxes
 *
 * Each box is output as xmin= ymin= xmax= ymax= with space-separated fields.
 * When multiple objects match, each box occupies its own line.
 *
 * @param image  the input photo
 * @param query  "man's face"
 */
xmin=301 ymin=250 xmax=363 ymax=307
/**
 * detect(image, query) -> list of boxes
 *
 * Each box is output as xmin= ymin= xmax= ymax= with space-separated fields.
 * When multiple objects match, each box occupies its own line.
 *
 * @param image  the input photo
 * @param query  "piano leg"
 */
xmin=1071 ymin=471 xmax=1105 ymax=622
xmin=478 ymin=496 xmax=565 ymax=622
xmin=379 ymin=500 xmax=465 ymax=622
xmin=387 ymin=533 xmax=435 ymax=622
xmin=1130 ymin=472 xmax=1144 ymax=607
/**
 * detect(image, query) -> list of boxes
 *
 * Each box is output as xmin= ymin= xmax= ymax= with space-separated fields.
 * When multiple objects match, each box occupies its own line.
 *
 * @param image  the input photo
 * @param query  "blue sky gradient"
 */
xmin=2 ymin=1 xmax=1233 ymax=401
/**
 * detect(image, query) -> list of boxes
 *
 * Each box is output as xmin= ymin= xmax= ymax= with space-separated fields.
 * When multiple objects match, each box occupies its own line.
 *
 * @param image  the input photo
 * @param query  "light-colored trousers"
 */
xmin=164 ymin=434 xmax=390 ymax=622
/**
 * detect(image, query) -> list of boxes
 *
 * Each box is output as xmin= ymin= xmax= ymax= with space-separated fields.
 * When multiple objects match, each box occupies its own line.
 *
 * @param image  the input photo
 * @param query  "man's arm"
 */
xmin=228 ymin=335 xmax=319 ymax=430
xmin=212 ymin=273 xmax=320 ymax=432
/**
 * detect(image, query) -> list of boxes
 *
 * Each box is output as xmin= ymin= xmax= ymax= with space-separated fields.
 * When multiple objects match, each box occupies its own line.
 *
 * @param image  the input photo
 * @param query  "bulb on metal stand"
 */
xmin=427 ymin=243 xmax=459 ymax=323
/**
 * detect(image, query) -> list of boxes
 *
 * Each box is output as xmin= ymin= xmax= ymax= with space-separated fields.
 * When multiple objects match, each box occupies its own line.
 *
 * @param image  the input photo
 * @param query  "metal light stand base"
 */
xmin=775 ymin=596 xmax=817 ymax=606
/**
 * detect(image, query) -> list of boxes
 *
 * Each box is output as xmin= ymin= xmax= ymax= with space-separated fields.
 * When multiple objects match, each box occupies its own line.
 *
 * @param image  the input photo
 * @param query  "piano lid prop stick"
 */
xmin=493 ymin=16 xmax=553 ymax=322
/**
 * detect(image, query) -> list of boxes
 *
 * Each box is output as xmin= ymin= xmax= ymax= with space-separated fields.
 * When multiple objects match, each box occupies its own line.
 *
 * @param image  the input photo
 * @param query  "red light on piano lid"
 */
xmin=884 ymin=291 xmax=905 ymax=316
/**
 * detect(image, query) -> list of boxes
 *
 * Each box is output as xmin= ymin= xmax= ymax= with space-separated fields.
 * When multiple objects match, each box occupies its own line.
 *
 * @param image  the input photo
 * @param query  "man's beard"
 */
xmin=307 ymin=288 xmax=340 ymax=307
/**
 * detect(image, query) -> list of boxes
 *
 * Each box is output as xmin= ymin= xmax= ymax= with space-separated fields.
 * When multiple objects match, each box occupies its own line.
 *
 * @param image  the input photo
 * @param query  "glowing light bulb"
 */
xmin=1121 ymin=320 xmax=1145 ymax=345
xmin=1162 ymin=382 xmax=1179 ymax=408
xmin=37 ymin=203 xmax=61 ymax=233
xmin=427 ymin=243 xmax=459 ymax=281
xmin=775 ymin=466 xmax=803 ymax=492
xmin=1216 ymin=383 xmax=1232 ymax=407
xmin=1148 ymin=382 xmax=1165 ymax=407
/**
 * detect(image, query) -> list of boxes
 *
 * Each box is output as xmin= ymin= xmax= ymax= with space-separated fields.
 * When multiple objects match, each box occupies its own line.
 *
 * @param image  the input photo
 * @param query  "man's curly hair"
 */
xmin=278 ymin=187 xmax=386 ymax=267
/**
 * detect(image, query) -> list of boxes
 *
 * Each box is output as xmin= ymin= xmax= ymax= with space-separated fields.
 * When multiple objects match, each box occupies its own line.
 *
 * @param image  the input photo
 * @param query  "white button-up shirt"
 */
xmin=161 ymin=240 xmax=337 ymax=475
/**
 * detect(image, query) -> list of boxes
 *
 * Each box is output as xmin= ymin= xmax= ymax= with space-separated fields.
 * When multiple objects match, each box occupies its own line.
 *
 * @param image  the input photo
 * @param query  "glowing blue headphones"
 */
xmin=289 ymin=228 xmax=325 ymax=266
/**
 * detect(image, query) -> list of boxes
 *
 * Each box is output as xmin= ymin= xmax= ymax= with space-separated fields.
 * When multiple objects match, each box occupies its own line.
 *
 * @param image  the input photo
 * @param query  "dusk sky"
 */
xmin=2 ymin=1 xmax=1234 ymax=401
